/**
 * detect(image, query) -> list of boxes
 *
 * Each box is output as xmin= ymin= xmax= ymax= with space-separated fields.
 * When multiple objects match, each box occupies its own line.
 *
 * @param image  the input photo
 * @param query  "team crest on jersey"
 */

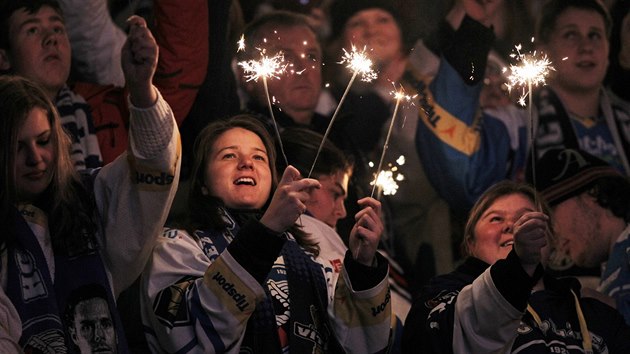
xmin=153 ymin=276 xmax=196 ymax=328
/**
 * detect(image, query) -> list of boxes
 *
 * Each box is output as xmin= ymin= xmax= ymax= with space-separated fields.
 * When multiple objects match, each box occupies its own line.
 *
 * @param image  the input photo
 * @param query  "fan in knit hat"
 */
xmin=329 ymin=0 xmax=400 ymax=38
xmin=529 ymin=148 xmax=621 ymax=207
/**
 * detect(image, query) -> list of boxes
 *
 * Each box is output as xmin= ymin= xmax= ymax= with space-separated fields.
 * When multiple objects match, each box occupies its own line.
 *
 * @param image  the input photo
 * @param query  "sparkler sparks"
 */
xmin=505 ymin=41 xmax=554 ymax=200
xmin=339 ymin=45 xmax=377 ymax=82
xmin=238 ymin=48 xmax=287 ymax=82
xmin=369 ymin=156 xmax=405 ymax=197
xmin=237 ymin=46 xmax=289 ymax=165
xmin=370 ymin=85 xmax=416 ymax=198
xmin=237 ymin=34 xmax=245 ymax=52
xmin=505 ymin=43 xmax=554 ymax=107
xmin=308 ymin=45 xmax=378 ymax=178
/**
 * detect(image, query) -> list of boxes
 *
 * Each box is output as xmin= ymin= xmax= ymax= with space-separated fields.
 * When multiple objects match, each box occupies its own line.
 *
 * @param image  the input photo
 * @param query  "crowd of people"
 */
xmin=1 ymin=0 xmax=630 ymax=353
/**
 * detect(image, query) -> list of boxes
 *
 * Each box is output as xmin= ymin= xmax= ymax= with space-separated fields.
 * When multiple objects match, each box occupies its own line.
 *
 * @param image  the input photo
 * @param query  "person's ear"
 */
xmin=69 ymin=326 xmax=79 ymax=344
xmin=0 ymin=49 xmax=12 ymax=71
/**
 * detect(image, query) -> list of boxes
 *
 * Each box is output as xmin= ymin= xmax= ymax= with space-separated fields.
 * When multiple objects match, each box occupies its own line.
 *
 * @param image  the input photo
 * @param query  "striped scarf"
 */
xmin=55 ymin=85 xmax=103 ymax=170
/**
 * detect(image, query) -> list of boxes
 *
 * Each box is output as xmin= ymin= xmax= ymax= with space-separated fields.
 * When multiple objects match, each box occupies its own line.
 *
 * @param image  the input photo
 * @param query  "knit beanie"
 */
xmin=529 ymin=148 xmax=621 ymax=206
xmin=329 ymin=0 xmax=400 ymax=38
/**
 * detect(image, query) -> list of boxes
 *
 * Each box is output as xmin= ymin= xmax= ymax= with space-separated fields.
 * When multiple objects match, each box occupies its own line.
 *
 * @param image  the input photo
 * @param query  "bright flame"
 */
xmin=390 ymin=85 xmax=417 ymax=104
xmin=238 ymin=48 xmax=287 ymax=82
xmin=340 ymin=45 xmax=377 ymax=82
xmin=237 ymin=34 xmax=245 ymax=52
xmin=506 ymin=43 xmax=554 ymax=106
xmin=370 ymin=156 xmax=406 ymax=196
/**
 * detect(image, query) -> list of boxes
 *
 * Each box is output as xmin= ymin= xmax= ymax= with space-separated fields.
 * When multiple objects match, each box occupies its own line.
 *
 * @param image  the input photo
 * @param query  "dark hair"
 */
xmin=236 ymin=10 xmax=317 ymax=62
xmin=462 ymin=180 xmax=551 ymax=258
xmin=0 ymin=0 xmax=63 ymax=51
xmin=0 ymin=76 xmax=95 ymax=255
xmin=277 ymin=127 xmax=353 ymax=179
xmin=587 ymin=175 xmax=630 ymax=223
xmin=184 ymin=115 xmax=318 ymax=254
xmin=536 ymin=0 xmax=612 ymax=44
xmin=186 ymin=114 xmax=278 ymax=231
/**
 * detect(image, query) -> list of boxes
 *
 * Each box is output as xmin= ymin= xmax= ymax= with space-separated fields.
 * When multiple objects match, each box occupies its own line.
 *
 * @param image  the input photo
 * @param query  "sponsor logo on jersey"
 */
xmin=371 ymin=289 xmax=391 ymax=317
xmin=211 ymin=271 xmax=250 ymax=311
xmin=136 ymin=172 xmax=174 ymax=185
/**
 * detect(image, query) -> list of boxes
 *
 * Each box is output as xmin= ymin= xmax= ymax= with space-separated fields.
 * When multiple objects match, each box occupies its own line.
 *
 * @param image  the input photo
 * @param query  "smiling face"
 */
xmin=15 ymin=107 xmax=55 ymax=203
xmin=306 ymin=171 xmax=349 ymax=228
xmin=342 ymin=8 xmax=402 ymax=66
xmin=541 ymin=7 xmax=609 ymax=95
xmin=469 ymin=193 xmax=537 ymax=265
xmin=3 ymin=5 xmax=71 ymax=98
xmin=204 ymin=127 xmax=272 ymax=209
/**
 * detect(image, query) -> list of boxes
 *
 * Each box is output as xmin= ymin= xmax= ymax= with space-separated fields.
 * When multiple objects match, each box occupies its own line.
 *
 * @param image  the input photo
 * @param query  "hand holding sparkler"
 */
xmin=370 ymin=86 xmax=416 ymax=198
xmin=350 ymin=197 xmax=383 ymax=266
xmin=308 ymin=45 xmax=377 ymax=178
xmin=238 ymin=44 xmax=290 ymax=165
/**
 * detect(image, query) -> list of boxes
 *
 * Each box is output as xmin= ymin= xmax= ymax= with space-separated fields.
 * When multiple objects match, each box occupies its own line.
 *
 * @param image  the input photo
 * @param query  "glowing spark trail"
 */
xmin=369 ymin=156 xmax=406 ymax=197
xmin=370 ymin=86 xmax=416 ymax=198
xmin=506 ymin=43 xmax=553 ymax=107
xmin=506 ymin=41 xmax=554 ymax=198
xmin=309 ymin=45 xmax=377 ymax=177
xmin=237 ymin=34 xmax=245 ymax=52
xmin=238 ymin=48 xmax=289 ymax=165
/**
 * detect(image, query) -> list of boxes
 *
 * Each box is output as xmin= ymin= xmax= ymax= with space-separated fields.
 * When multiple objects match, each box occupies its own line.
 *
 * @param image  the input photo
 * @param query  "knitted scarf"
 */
xmin=534 ymin=87 xmax=630 ymax=173
xmin=6 ymin=206 xmax=128 ymax=354
xmin=56 ymin=85 xmax=103 ymax=170
xmin=200 ymin=209 xmax=343 ymax=353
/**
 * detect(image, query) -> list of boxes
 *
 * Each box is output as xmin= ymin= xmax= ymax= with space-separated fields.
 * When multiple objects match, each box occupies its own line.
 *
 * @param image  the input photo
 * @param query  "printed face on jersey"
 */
xmin=69 ymin=297 xmax=117 ymax=354
xmin=204 ymin=127 xmax=272 ymax=209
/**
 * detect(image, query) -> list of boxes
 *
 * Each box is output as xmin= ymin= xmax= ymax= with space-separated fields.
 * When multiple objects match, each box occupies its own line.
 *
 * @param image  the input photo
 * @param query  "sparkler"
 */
xmin=238 ymin=46 xmax=289 ymax=165
xmin=370 ymin=86 xmax=416 ymax=198
xmin=505 ymin=41 xmax=554 ymax=194
xmin=369 ymin=156 xmax=405 ymax=197
xmin=308 ymin=45 xmax=377 ymax=178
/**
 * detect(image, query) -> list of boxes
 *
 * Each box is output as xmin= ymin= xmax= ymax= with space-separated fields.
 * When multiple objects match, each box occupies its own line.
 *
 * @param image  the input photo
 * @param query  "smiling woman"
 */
xmin=403 ymin=180 xmax=630 ymax=354
xmin=140 ymin=114 xmax=393 ymax=354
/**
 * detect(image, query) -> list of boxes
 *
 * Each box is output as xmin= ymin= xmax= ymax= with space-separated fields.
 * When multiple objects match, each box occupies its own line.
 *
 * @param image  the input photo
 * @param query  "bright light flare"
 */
xmin=370 ymin=85 xmax=414 ymax=198
xmin=370 ymin=156 xmax=406 ymax=196
xmin=237 ymin=46 xmax=289 ymax=165
xmin=238 ymin=48 xmax=287 ymax=82
xmin=340 ymin=45 xmax=377 ymax=82
xmin=505 ymin=44 xmax=554 ymax=107
xmin=237 ymin=34 xmax=245 ymax=52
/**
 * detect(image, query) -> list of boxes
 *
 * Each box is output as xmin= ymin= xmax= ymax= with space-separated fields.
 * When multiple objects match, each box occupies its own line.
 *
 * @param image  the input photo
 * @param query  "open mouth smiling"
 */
xmin=234 ymin=177 xmax=256 ymax=186
xmin=500 ymin=240 xmax=514 ymax=248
